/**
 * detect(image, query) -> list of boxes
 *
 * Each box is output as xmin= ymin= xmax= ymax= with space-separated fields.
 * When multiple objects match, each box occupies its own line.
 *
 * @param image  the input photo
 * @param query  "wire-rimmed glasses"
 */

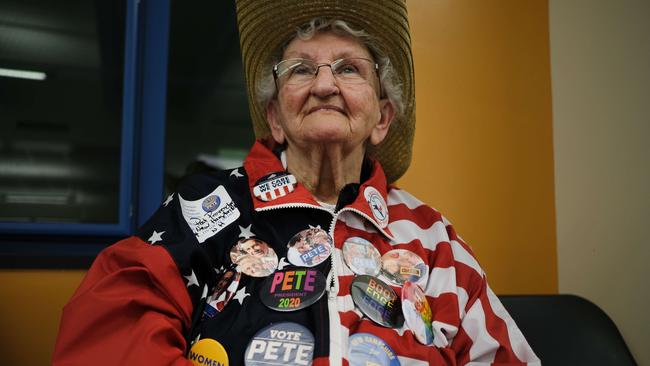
xmin=273 ymin=57 xmax=380 ymax=89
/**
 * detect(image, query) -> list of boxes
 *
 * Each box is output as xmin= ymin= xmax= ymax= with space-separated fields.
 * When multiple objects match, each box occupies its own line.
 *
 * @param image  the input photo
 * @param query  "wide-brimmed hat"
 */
xmin=235 ymin=0 xmax=415 ymax=183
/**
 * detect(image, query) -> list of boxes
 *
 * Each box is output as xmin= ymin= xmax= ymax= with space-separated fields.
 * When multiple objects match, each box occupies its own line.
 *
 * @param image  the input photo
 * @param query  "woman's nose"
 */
xmin=310 ymin=66 xmax=340 ymax=97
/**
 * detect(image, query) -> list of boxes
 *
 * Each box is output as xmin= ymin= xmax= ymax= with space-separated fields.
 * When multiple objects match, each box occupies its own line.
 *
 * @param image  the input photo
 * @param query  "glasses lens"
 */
xmin=332 ymin=58 xmax=376 ymax=83
xmin=276 ymin=59 xmax=317 ymax=85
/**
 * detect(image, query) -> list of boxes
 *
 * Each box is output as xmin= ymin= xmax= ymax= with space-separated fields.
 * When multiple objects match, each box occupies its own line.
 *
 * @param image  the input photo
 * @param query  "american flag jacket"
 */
xmin=53 ymin=140 xmax=540 ymax=366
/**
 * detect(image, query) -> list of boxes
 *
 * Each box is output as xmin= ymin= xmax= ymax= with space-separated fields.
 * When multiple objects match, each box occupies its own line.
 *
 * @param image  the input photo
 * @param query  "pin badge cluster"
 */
xmin=245 ymin=322 xmax=314 ymax=365
xmin=230 ymin=238 xmax=278 ymax=277
xmin=286 ymin=227 xmax=332 ymax=267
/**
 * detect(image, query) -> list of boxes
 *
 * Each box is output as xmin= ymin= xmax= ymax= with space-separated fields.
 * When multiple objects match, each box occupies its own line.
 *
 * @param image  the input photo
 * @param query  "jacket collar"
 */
xmin=243 ymin=140 xmax=394 ymax=239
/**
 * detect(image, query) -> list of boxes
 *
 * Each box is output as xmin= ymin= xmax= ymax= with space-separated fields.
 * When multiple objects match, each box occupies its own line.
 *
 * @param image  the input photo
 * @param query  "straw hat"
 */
xmin=235 ymin=0 xmax=415 ymax=183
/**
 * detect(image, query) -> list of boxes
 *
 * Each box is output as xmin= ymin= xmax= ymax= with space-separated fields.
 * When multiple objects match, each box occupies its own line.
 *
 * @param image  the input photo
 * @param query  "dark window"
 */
xmin=0 ymin=0 xmax=254 ymax=268
xmin=164 ymin=0 xmax=253 ymax=193
xmin=0 ymin=0 xmax=126 ymax=225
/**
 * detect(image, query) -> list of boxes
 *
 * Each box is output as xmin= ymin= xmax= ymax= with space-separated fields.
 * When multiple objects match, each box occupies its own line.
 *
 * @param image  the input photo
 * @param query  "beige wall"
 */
xmin=401 ymin=0 xmax=558 ymax=294
xmin=549 ymin=0 xmax=650 ymax=365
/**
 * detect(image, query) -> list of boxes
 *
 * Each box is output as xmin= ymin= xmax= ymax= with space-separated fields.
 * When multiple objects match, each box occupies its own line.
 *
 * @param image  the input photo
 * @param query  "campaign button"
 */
xmin=348 ymin=333 xmax=400 ymax=366
xmin=380 ymin=249 xmax=428 ymax=287
xmin=245 ymin=322 xmax=314 ymax=365
xmin=342 ymin=237 xmax=381 ymax=276
xmin=350 ymin=275 xmax=404 ymax=328
xmin=364 ymin=186 xmax=389 ymax=228
xmin=286 ymin=228 xmax=332 ymax=267
xmin=230 ymin=238 xmax=278 ymax=277
xmin=259 ymin=269 xmax=326 ymax=311
xmin=253 ymin=172 xmax=297 ymax=202
xmin=204 ymin=270 xmax=241 ymax=318
xmin=401 ymin=282 xmax=434 ymax=345
xmin=188 ymin=338 xmax=229 ymax=366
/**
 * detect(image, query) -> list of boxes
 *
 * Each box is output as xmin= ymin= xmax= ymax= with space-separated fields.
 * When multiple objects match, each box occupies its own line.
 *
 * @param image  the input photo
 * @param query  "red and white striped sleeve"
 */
xmin=443 ymin=220 xmax=540 ymax=365
xmin=387 ymin=187 xmax=539 ymax=365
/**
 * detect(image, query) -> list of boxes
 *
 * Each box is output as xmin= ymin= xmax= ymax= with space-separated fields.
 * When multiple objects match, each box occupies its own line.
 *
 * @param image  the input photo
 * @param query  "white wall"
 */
xmin=550 ymin=1 xmax=650 ymax=364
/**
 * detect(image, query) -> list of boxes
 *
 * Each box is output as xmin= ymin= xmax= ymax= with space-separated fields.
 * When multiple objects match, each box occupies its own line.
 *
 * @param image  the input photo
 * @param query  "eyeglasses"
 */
xmin=272 ymin=57 xmax=380 ymax=88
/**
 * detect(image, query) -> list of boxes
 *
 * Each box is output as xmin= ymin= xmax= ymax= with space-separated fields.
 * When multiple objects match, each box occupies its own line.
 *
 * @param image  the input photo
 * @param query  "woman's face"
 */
xmin=241 ymin=240 xmax=265 ymax=256
xmin=266 ymin=32 xmax=394 ymax=151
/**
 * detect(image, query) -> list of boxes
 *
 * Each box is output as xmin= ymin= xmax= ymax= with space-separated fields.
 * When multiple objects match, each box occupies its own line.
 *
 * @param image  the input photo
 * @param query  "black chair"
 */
xmin=499 ymin=294 xmax=637 ymax=366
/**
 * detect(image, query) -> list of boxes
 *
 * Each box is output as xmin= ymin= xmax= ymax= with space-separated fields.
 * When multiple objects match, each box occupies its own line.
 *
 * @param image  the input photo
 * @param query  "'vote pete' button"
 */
xmin=401 ymin=282 xmax=434 ymax=345
xmin=259 ymin=269 xmax=326 ymax=311
xmin=350 ymin=275 xmax=404 ymax=328
xmin=348 ymin=333 xmax=400 ymax=366
xmin=245 ymin=322 xmax=314 ymax=366
xmin=188 ymin=338 xmax=229 ymax=366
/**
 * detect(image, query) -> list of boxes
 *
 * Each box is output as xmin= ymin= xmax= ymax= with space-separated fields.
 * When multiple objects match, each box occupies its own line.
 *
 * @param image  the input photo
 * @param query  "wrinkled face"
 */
xmin=266 ymin=32 xmax=394 ymax=151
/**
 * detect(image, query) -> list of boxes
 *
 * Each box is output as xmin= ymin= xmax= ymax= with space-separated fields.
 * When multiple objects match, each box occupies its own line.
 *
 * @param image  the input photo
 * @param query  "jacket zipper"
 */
xmin=257 ymin=203 xmax=342 ymax=365
xmin=256 ymin=203 xmax=341 ymax=296
xmin=256 ymin=203 xmax=392 ymax=366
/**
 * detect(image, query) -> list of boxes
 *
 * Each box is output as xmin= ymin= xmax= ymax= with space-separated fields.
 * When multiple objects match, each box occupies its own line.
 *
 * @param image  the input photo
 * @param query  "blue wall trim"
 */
xmin=135 ymin=0 xmax=170 ymax=226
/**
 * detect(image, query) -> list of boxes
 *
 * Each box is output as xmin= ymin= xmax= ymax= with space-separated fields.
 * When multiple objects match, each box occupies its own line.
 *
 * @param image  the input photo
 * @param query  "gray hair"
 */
xmin=256 ymin=18 xmax=404 ymax=118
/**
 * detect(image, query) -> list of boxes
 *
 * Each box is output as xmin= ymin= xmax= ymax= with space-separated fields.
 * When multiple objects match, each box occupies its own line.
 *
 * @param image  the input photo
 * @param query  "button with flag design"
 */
xmin=204 ymin=270 xmax=241 ymax=317
xmin=253 ymin=172 xmax=297 ymax=202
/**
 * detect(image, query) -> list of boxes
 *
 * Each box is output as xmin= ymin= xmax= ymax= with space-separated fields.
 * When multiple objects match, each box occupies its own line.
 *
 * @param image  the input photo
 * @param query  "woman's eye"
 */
xmin=338 ymin=64 xmax=360 ymax=74
xmin=290 ymin=64 xmax=314 ymax=76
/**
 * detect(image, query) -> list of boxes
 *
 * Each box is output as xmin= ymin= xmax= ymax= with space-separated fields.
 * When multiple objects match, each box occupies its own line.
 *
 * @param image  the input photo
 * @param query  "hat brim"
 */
xmin=236 ymin=0 xmax=415 ymax=183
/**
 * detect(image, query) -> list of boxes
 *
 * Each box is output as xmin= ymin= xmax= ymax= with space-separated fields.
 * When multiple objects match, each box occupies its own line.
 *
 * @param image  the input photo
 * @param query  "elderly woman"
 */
xmin=54 ymin=1 xmax=539 ymax=365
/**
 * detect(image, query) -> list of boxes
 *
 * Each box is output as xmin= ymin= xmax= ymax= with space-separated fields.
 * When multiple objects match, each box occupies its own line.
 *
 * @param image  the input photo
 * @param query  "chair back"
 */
xmin=499 ymin=294 xmax=637 ymax=366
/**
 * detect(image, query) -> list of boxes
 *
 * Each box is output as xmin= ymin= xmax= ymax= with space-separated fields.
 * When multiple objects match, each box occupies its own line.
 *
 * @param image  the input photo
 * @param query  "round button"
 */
xmin=245 ymin=322 xmax=314 ymax=365
xmin=253 ymin=172 xmax=297 ymax=202
xmin=348 ymin=333 xmax=400 ymax=366
xmin=230 ymin=238 xmax=278 ymax=277
xmin=350 ymin=275 xmax=404 ymax=328
xmin=342 ymin=237 xmax=381 ymax=276
xmin=401 ymin=281 xmax=434 ymax=345
xmin=188 ymin=338 xmax=229 ymax=366
xmin=380 ymin=249 xmax=428 ymax=287
xmin=286 ymin=228 xmax=332 ymax=267
xmin=259 ymin=269 xmax=326 ymax=311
